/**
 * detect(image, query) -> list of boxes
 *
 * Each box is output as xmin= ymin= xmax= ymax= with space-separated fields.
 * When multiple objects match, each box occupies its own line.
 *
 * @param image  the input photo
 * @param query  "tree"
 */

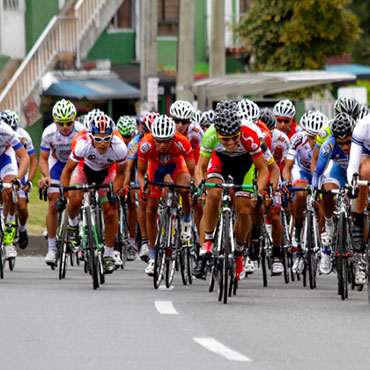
xmin=351 ymin=0 xmax=370 ymax=64
xmin=235 ymin=0 xmax=360 ymax=72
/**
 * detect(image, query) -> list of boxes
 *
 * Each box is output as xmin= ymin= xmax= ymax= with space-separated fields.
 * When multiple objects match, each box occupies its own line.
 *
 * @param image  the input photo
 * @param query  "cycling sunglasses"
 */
xmin=92 ymin=134 xmax=112 ymax=143
xmin=55 ymin=120 xmax=74 ymax=127
xmin=218 ymin=133 xmax=241 ymax=142
xmin=174 ymin=118 xmax=190 ymax=125
xmin=276 ymin=117 xmax=293 ymax=123
xmin=336 ymin=139 xmax=351 ymax=147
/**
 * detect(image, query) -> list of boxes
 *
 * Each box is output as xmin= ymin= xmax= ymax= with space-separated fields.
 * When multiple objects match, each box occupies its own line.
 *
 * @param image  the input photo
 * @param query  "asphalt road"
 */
xmin=1 ymin=257 xmax=369 ymax=370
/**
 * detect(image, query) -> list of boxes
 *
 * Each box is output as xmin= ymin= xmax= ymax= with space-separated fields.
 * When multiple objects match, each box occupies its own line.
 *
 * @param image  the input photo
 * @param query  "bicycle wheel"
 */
xmin=305 ymin=212 xmax=316 ymax=290
xmin=209 ymin=262 xmax=215 ymax=292
xmin=222 ymin=211 xmax=231 ymax=304
xmin=186 ymin=243 xmax=194 ymax=285
xmin=58 ymin=211 xmax=68 ymax=280
xmin=217 ymin=258 xmax=224 ymax=302
xmin=86 ymin=208 xmax=99 ymax=290
xmin=336 ymin=213 xmax=348 ymax=300
xmin=165 ymin=213 xmax=180 ymax=288
xmin=261 ymin=243 xmax=268 ymax=287
xmin=179 ymin=246 xmax=188 ymax=285
xmin=98 ymin=252 xmax=105 ymax=285
xmin=153 ymin=211 xmax=169 ymax=289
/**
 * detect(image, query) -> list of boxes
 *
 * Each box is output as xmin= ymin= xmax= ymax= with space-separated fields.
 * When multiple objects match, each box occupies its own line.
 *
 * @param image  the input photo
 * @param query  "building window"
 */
xmin=158 ymin=0 xmax=179 ymax=36
xmin=110 ymin=0 xmax=132 ymax=30
xmin=3 ymin=0 xmax=20 ymax=11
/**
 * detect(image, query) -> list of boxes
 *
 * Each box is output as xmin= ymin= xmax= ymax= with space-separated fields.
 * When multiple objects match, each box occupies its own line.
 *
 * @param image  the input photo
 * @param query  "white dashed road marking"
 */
xmin=193 ymin=337 xmax=252 ymax=362
xmin=154 ymin=301 xmax=179 ymax=315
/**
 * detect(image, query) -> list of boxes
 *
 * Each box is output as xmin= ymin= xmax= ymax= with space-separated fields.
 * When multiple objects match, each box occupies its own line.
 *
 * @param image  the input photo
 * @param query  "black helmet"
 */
xmin=214 ymin=100 xmax=241 ymax=136
xmin=259 ymin=108 xmax=276 ymax=131
xmin=331 ymin=112 xmax=355 ymax=139
xmin=334 ymin=96 xmax=361 ymax=120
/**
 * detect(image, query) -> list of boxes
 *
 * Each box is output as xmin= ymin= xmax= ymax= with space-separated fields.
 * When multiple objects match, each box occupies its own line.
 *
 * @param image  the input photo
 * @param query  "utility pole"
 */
xmin=140 ymin=0 xmax=158 ymax=111
xmin=176 ymin=0 xmax=195 ymax=102
xmin=210 ymin=0 xmax=225 ymax=78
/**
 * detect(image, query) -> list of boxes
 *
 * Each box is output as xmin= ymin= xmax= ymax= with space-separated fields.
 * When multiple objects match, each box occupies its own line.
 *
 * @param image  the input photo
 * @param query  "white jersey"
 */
xmin=271 ymin=129 xmax=290 ymax=166
xmin=0 ymin=121 xmax=22 ymax=156
xmin=71 ymin=133 xmax=127 ymax=171
xmin=352 ymin=114 xmax=370 ymax=154
xmin=15 ymin=127 xmax=35 ymax=158
xmin=286 ymin=131 xmax=312 ymax=173
xmin=40 ymin=122 xmax=84 ymax=163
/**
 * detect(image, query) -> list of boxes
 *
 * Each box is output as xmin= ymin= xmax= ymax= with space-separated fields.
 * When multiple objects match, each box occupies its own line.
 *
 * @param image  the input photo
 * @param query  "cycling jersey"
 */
xmin=315 ymin=120 xmax=333 ymax=150
xmin=312 ymin=136 xmax=349 ymax=188
xmin=348 ymin=114 xmax=370 ymax=184
xmin=286 ymin=131 xmax=313 ymax=174
xmin=185 ymin=123 xmax=204 ymax=164
xmin=138 ymin=132 xmax=193 ymax=198
xmin=70 ymin=132 xmax=127 ymax=171
xmin=138 ymin=132 xmax=193 ymax=165
xmin=200 ymin=124 xmax=262 ymax=159
xmin=271 ymin=129 xmax=290 ymax=169
xmin=127 ymin=133 xmax=143 ymax=161
xmin=0 ymin=122 xmax=23 ymax=155
xmin=15 ymin=127 xmax=36 ymax=157
xmin=287 ymin=122 xmax=300 ymax=139
xmin=41 ymin=122 xmax=84 ymax=163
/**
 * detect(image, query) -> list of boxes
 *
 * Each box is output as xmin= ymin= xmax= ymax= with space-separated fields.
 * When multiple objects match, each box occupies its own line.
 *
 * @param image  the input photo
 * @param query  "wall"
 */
xmin=25 ymin=0 xmax=59 ymax=53
xmin=87 ymin=30 xmax=135 ymax=65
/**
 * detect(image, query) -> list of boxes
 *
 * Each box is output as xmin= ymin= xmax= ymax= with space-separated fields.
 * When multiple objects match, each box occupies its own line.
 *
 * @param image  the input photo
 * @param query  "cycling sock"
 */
xmin=129 ymin=237 xmax=136 ymax=245
xmin=104 ymin=246 xmax=114 ymax=257
xmin=235 ymin=241 xmax=244 ymax=252
xmin=19 ymin=224 xmax=26 ymax=232
xmin=235 ymin=250 xmax=243 ymax=257
xmin=48 ymin=237 xmax=56 ymax=250
xmin=325 ymin=216 xmax=334 ymax=228
xmin=251 ymin=225 xmax=261 ymax=240
xmin=354 ymin=212 xmax=364 ymax=228
xmin=150 ymin=247 xmax=156 ymax=259
xmin=142 ymin=236 xmax=149 ymax=244
xmin=183 ymin=213 xmax=191 ymax=223
xmin=6 ymin=214 xmax=15 ymax=223
xmin=68 ymin=216 xmax=79 ymax=227
xmin=205 ymin=232 xmax=213 ymax=241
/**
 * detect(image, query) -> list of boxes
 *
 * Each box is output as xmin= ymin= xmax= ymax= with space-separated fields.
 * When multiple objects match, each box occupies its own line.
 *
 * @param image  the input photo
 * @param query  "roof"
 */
xmin=42 ymin=71 xmax=140 ymax=100
xmin=192 ymin=70 xmax=356 ymax=109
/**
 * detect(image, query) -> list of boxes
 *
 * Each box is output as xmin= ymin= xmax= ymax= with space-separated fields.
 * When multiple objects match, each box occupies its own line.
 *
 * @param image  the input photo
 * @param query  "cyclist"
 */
xmin=282 ymin=111 xmax=323 ymax=274
xmin=60 ymin=112 xmax=127 ymax=274
xmin=0 ymin=113 xmax=30 ymax=258
xmin=125 ymin=112 xmax=160 ymax=263
xmin=117 ymin=115 xmax=139 ymax=261
xmin=39 ymin=99 xmax=83 ymax=266
xmin=273 ymin=99 xmax=299 ymax=139
xmin=195 ymin=100 xmax=268 ymax=281
xmin=311 ymin=96 xmax=360 ymax=174
xmin=137 ymin=115 xmax=195 ymax=276
xmin=0 ymin=110 xmax=37 ymax=249
xmin=192 ymin=110 xmax=214 ymax=132
xmin=347 ymin=111 xmax=370 ymax=285
xmin=358 ymin=103 xmax=370 ymax=120
xmin=170 ymin=100 xmax=204 ymax=245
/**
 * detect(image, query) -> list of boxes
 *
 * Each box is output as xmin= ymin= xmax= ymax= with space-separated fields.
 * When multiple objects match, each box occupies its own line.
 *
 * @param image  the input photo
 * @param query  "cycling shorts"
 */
xmin=70 ymin=165 xmax=116 ymax=203
xmin=0 ymin=151 xmax=18 ymax=180
xmin=291 ymin=164 xmax=312 ymax=186
xmin=322 ymin=161 xmax=347 ymax=188
xmin=148 ymin=156 xmax=189 ymax=199
xmin=207 ymin=151 xmax=254 ymax=197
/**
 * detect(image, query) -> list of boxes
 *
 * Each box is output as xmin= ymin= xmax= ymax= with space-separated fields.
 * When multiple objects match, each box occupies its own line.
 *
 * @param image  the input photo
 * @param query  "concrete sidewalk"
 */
xmin=17 ymin=235 xmax=47 ymax=256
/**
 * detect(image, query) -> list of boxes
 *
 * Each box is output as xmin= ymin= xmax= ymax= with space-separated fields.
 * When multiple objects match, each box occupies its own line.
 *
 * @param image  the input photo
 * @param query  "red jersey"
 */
xmin=138 ymin=132 xmax=194 ymax=165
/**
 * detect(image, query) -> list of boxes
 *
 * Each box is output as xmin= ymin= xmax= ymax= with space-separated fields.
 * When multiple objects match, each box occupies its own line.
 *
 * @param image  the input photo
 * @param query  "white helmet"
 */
xmin=169 ymin=100 xmax=194 ymax=120
xmin=238 ymin=99 xmax=260 ymax=121
xmin=152 ymin=115 xmax=176 ymax=140
xmin=273 ymin=99 xmax=296 ymax=119
xmin=305 ymin=111 xmax=328 ymax=136
xmin=299 ymin=110 xmax=313 ymax=131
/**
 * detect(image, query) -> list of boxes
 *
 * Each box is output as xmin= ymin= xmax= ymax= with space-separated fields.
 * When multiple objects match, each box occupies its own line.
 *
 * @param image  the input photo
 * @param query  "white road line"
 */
xmin=154 ymin=301 xmax=179 ymax=315
xmin=193 ymin=337 xmax=252 ymax=362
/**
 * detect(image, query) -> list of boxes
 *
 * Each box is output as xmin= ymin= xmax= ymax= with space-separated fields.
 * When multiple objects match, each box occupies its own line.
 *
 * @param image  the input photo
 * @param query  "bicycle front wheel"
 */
xmin=222 ymin=211 xmax=231 ymax=304
xmin=85 ymin=208 xmax=99 ymax=290
xmin=58 ymin=211 xmax=68 ymax=280
xmin=154 ymin=210 xmax=169 ymax=289
xmin=336 ymin=213 xmax=348 ymax=300
xmin=305 ymin=212 xmax=316 ymax=290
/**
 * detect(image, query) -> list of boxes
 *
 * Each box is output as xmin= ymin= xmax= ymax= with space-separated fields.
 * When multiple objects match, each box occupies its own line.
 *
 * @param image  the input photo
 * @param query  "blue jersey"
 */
xmin=127 ymin=133 xmax=143 ymax=161
xmin=313 ymin=135 xmax=349 ymax=187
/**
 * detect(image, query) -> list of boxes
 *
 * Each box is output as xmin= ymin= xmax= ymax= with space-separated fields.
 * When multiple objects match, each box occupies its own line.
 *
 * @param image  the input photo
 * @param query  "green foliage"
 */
xmin=235 ymin=0 xmax=360 ymax=72
xmin=351 ymin=0 xmax=370 ymax=64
